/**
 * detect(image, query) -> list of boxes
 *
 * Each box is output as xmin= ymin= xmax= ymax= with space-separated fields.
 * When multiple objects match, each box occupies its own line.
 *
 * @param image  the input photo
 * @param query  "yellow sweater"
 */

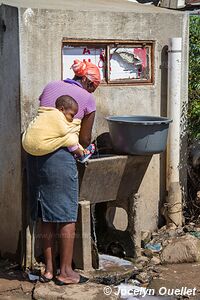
xmin=22 ymin=107 xmax=82 ymax=156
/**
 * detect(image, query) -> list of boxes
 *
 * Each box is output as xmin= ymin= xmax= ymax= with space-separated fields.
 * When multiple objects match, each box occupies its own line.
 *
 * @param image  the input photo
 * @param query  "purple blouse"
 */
xmin=39 ymin=80 xmax=96 ymax=120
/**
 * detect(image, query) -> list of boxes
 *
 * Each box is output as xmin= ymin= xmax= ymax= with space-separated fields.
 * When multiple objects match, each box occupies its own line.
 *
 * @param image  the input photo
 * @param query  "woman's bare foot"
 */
xmin=57 ymin=270 xmax=80 ymax=284
xmin=39 ymin=271 xmax=54 ymax=283
xmin=43 ymin=271 xmax=53 ymax=280
xmin=55 ymin=271 xmax=89 ymax=285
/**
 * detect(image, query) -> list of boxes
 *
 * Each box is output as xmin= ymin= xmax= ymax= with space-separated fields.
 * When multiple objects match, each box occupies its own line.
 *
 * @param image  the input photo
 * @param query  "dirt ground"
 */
xmin=149 ymin=263 xmax=200 ymax=299
xmin=0 ymin=261 xmax=200 ymax=300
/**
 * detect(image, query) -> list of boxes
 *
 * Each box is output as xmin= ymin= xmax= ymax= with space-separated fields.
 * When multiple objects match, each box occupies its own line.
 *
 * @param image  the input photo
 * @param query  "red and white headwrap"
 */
xmin=71 ymin=59 xmax=101 ymax=88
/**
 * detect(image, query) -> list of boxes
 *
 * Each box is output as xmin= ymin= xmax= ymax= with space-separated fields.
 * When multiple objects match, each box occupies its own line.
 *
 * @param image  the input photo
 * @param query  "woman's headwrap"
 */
xmin=71 ymin=59 xmax=101 ymax=88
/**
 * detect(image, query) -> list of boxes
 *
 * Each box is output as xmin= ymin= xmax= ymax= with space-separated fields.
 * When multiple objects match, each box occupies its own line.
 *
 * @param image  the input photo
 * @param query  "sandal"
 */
xmin=39 ymin=274 xmax=53 ymax=283
xmin=54 ymin=275 xmax=89 ymax=285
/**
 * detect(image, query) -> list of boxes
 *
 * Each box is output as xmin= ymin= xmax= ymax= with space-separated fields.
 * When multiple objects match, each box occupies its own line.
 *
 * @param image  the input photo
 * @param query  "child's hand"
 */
xmin=83 ymin=148 xmax=91 ymax=155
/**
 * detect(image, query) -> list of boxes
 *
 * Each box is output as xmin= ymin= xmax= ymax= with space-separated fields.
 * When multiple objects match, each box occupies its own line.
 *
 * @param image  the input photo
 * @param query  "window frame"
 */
xmin=62 ymin=39 xmax=155 ymax=85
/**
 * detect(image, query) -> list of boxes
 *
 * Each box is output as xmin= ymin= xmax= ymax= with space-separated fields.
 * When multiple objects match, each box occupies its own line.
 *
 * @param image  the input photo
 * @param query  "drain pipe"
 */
xmin=166 ymin=37 xmax=182 ymax=226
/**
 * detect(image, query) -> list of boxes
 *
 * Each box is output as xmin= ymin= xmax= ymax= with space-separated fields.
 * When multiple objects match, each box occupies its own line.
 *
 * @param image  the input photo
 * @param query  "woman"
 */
xmin=27 ymin=59 xmax=100 ymax=285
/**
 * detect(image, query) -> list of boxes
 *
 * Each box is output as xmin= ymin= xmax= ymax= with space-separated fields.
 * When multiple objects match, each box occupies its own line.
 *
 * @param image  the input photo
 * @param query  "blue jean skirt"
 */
xmin=27 ymin=148 xmax=79 ymax=223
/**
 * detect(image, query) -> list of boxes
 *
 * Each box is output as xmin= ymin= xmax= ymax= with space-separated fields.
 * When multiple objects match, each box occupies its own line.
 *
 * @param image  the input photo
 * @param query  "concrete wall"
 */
xmin=0 ymin=5 xmax=22 ymax=259
xmin=18 ymin=5 xmax=188 ymax=233
xmin=0 ymin=1 xmax=189 ymax=261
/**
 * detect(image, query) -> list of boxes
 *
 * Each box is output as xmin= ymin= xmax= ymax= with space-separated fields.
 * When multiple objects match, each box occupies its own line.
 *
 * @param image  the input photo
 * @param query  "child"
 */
xmin=22 ymin=95 xmax=95 ymax=163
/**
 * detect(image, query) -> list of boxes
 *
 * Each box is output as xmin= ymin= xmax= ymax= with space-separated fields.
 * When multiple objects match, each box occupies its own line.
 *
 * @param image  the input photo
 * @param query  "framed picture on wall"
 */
xmin=62 ymin=39 xmax=155 ymax=85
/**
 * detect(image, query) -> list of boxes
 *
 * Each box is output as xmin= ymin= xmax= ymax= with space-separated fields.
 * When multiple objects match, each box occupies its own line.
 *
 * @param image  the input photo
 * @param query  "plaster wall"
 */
xmin=18 ymin=6 xmax=188 ymax=233
xmin=0 ymin=5 xmax=22 ymax=258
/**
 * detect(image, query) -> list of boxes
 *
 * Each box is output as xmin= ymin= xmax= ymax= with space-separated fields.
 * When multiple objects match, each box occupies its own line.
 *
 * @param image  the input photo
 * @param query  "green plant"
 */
xmin=188 ymin=15 xmax=200 ymax=139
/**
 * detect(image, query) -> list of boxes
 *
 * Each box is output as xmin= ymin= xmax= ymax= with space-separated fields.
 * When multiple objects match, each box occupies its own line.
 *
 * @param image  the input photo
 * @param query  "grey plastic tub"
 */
xmin=106 ymin=115 xmax=172 ymax=155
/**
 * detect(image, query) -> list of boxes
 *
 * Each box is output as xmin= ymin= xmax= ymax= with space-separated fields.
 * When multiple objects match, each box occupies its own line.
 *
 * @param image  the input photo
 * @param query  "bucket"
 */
xmin=106 ymin=115 xmax=172 ymax=155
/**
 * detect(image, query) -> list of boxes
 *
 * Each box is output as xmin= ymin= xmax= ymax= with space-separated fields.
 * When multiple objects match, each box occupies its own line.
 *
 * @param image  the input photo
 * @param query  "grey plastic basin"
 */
xmin=106 ymin=115 xmax=172 ymax=155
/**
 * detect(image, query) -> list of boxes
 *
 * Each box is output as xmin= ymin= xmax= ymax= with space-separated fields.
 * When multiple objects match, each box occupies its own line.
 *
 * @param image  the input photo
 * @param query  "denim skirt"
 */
xmin=27 ymin=148 xmax=78 ymax=222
